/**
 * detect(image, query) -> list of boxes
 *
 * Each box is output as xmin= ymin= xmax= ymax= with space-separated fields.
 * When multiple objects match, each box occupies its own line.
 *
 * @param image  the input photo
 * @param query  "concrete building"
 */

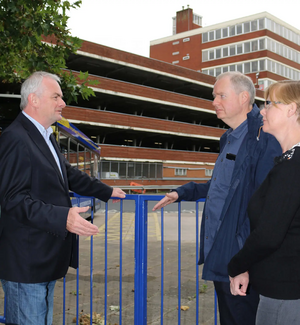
xmin=150 ymin=7 xmax=300 ymax=91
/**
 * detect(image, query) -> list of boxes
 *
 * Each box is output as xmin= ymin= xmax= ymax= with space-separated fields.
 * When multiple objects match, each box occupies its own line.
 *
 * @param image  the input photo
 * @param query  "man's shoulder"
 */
xmin=0 ymin=115 xmax=28 ymax=144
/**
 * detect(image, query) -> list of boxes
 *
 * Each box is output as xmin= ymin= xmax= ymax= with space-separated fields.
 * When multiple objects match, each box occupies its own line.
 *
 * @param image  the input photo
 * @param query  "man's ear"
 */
xmin=240 ymin=90 xmax=250 ymax=106
xmin=28 ymin=93 xmax=38 ymax=107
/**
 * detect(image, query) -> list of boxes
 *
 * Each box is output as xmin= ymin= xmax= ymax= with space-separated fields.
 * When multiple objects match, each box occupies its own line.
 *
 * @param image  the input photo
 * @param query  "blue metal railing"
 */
xmin=0 ymin=194 xmax=218 ymax=325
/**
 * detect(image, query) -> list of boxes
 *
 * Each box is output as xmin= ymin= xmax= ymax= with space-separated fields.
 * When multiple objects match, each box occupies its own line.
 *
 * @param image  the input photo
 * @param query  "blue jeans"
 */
xmin=1 ymin=279 xmax=56 ymax=325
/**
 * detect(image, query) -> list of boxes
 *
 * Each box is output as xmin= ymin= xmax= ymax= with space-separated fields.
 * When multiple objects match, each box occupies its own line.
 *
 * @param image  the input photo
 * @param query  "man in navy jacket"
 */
xmin=153 ymin=72 xmax=281 ymax=325
xmin=0 ymin=71 xmax=126 ymax=325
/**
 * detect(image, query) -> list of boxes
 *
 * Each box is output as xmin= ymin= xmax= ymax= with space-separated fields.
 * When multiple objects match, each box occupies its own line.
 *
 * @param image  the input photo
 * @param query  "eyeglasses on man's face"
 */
xmin=264 ymin=100 xmax=281 ymax=109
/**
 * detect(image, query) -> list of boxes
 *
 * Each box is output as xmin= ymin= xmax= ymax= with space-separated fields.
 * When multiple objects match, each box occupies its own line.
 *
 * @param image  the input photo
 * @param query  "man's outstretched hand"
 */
xmin=152 ymin=191 xmax=178 ymax=211
xmin=66 ymin=206 xmax=99 ymax=236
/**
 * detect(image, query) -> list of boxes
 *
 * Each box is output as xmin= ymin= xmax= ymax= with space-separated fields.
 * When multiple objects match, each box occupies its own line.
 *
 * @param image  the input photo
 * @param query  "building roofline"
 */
xmin=150 ymin=11 xmax=300 ymax=45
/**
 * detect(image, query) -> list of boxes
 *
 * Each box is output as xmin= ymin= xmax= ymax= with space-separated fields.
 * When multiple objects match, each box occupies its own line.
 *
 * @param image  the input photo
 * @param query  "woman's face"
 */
xmin=260 ymin=95 xmax=287 ymax=137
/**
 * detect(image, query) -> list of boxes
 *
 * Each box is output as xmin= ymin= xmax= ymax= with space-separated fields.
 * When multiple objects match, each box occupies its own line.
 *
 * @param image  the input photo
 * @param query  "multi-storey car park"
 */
xmin=3 ymin=7 xmax=298 ymax=188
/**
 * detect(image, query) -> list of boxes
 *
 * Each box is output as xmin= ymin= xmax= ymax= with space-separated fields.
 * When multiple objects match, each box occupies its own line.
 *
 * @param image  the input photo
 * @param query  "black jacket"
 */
xmin=228 ymin=147 xmax=300 ymax=299
xmin=0 ymin=113 xmax=112 ymax=283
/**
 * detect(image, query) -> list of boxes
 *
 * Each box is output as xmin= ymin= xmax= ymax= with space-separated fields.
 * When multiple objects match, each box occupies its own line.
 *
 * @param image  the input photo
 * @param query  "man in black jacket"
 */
xmin=0 ymin=71 xmax=126 ymax=325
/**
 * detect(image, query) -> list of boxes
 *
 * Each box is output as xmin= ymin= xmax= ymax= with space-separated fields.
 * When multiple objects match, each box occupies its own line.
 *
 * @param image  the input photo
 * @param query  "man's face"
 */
xmin=212 ymin=77 xmax=244 ymax=128
xmin=36 ymin=77 xmax=66 ymax=128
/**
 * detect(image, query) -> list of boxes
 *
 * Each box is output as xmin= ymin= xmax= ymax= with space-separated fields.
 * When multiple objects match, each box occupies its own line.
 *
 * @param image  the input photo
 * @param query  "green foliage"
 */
xmin=0 ymin=0 xmax=97 ymax=103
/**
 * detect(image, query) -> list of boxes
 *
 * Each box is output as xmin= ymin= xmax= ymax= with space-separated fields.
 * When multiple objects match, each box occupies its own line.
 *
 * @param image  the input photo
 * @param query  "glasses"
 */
xmin=264 ymin=100 xmax=281 ymax=109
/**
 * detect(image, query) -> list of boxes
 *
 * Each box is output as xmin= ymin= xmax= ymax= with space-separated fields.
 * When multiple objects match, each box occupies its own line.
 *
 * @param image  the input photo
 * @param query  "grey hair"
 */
xmin=20 ymin=71 xmax=61 ymax=110
xmin=216 ymin=71 xmax=255 ymax=105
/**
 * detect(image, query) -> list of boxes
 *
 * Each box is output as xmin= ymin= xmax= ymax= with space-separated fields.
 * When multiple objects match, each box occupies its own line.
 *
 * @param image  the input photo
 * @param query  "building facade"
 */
xmin=1 ymin=19 xmax=268 ymax=188
xmin=150 ymin=8 xmax=300 ymax=91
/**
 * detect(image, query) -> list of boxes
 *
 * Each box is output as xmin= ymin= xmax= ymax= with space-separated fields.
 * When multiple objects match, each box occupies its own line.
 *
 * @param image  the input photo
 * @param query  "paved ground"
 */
xmin=0 ymin=208 xmax=219 ymax=325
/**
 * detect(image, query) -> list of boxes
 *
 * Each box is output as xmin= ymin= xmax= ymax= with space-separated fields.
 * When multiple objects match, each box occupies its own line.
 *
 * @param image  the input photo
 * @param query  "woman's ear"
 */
xmin=287 ymin=102 xmax=297 ymax=118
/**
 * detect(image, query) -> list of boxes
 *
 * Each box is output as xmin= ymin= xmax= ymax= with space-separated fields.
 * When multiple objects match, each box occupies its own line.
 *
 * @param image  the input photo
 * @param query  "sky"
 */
xmin=68 ymin=0 xmax=300 ymax=58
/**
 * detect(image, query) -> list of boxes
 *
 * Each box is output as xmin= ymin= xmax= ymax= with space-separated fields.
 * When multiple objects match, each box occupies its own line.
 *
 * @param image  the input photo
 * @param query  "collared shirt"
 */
xmin=203 ymin=119 xmax=248 ymax=259
xmin=22 ymin=111 xmax=63 ymax=178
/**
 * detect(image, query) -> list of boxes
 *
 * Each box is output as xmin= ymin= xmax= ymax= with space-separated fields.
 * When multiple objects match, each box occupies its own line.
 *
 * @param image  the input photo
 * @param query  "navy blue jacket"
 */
xmin=176 ymin=105 xmax=282 ymax=282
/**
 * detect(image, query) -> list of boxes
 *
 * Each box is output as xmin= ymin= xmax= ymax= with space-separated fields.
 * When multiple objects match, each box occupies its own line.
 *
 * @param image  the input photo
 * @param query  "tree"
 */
xmin=0 ymin=0 xmax=97 ymax=104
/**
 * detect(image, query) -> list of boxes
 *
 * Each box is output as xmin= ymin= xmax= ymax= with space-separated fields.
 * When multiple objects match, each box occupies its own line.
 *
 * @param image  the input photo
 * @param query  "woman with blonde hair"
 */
xmin=228 ymin=80 xmax=300 ymax=325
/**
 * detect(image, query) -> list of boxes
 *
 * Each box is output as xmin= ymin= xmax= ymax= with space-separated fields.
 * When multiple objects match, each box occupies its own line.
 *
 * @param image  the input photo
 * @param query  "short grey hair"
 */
xmin=216 ymin=71 xmax=255 ymax=105
xmin=20 ymin=71 xmax=61 ymax=110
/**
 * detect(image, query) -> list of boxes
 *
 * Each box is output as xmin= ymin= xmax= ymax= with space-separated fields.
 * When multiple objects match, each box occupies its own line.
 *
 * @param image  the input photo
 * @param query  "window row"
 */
xmin=202 ymin=18 xmax=265 ymax=42
xmin=267 ymin=38 xmax=300 ymax=64
xmin=202 ymin=17 xmax=300 ymax=46
xmin=202 ymin=58 xmax=300 ymax=81
xmin=203 ymin=37 xmax=300 ymax=64
xmin=202 ymin=38 xmax=265 ymax=61
xmin=101 ymin=160 xmax=163 ymax=179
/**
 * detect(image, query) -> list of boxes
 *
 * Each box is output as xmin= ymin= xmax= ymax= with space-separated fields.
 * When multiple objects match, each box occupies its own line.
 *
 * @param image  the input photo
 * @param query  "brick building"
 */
xmin=60 ymin=40 xmax=267 ymax=187
xmin=1 ymin=14 xmax=272 ymax=188
xmin=150 ymin=7 xmax=300 ymax=91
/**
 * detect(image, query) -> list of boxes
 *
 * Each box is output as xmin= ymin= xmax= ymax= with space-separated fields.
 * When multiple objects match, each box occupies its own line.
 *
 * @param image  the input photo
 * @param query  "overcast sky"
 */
xmin=68 ymin=0 xmax=300 ymax=57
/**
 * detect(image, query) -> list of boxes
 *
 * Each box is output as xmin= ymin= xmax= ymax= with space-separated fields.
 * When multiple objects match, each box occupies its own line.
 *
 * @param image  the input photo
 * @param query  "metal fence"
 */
xmin=0 ymin=194 xmax=218 ymax=325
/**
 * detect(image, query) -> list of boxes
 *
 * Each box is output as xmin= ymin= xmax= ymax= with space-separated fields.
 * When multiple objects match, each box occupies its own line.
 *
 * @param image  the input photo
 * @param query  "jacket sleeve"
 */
xmin=64 ymin=157 xmax=113 ymax=202
xmin=175 ymin=180 xmax=211 ymax=201
xmin=228 ymin=160 xmax=300 ymax=277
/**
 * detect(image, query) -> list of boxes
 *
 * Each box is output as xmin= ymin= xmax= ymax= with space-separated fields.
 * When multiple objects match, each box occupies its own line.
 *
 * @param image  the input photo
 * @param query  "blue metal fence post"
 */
xmin=90 ymin=198 xmax=94 ymax=325
xmin=134 ymin=195 xmax=148 ymax=325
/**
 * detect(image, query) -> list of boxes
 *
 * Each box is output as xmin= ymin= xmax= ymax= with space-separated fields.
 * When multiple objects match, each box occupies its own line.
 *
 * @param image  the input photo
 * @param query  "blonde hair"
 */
xmin=265 ymin=80 xmax=300 ymax=122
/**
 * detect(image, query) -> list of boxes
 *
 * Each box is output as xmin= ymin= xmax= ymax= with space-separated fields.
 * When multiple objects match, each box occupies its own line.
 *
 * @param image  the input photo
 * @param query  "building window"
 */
xmin=202 ymin=32 xmax=208 ymax=42
xmin=236 ymin=24 xmax=243 ymax=34
xmin=252 ymin=40 xmax=258 ymax=51
xmin=183 ymin=37 xmax=190 ymax=42
xmin=259 ymin=18 xmax=265 ymax=30
xmin=251 ymin=20 xmax=258 ymax=31
xmin=244 ymin=62 xmax=250 ymax=73
xmin=172 ymin=51 xmax=179 ymax=55
xmin=230 ymin=45 xmax=236 ymax=56
xmin=237 ymin=43 xmax=243 ymax=54
xmin=244 ymin=41 xmax=250 ymax=53
xmin=259 ymin=38 xmax=265 ymax=50
xmin=175 ymin=168 xmax=187 ymax=176
xmin=172 ymin=60 xmax=179 ymax=64
xmin=173 ymin=41 xmax=179 ymax=45
xmin=216 ymin=29 xmax=221 ymax=39
xmin=229 ymin=26 xmax=235 ymax=36
xmin=183 ymin=55 xmax=190 ymax=60
xmin=205 ymin=169 xmax=213 ymax=176
xmin=222 ymin=27 xmax=228 ymax=38
xmin=244 ymin=21 xmax=250 ymax=33
xmin=223 ymin=47 xmax=228 ymax=57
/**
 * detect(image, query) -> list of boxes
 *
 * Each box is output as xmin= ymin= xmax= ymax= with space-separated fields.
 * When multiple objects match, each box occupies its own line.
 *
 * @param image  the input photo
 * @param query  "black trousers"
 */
xmin=214 ymin=281 xmax=259 ymax=325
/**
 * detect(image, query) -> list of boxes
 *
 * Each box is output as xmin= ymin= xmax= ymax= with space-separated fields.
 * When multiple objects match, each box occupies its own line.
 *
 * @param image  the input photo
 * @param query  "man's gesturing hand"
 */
xmin=66 ymin=206 xmax=99 ymax=236
xmin=152 ymin=191 xmax=179 ymax=211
